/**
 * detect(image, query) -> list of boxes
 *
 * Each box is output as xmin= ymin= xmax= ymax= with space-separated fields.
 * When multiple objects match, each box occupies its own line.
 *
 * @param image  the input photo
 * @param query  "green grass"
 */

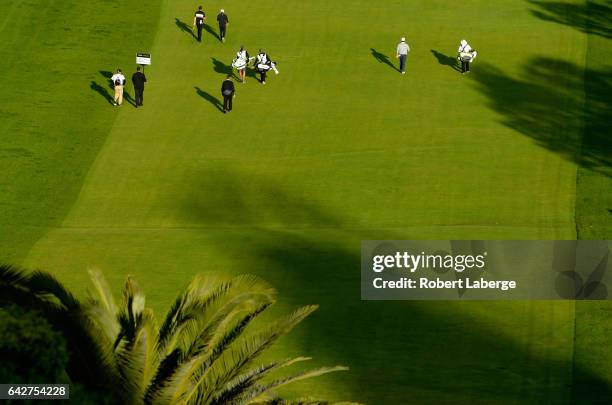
xmin=1 ymin=0 xmax=611 ymax=403
xmin=0 ymin=0 xmax=161 ymax=264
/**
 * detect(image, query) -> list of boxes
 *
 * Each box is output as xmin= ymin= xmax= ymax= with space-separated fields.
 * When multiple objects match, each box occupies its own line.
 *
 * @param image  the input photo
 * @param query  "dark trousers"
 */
xmin=223 ymin=94 xmax=233 ymax=111
xmin=259 ymin=70 xmax=267 ymax=83
xmin=134 ymin=87 xmax=144 ymax=106
xmin=197 ymin=23 xmax=203 ymax=41
xmin=461 ymin=60 xmax=470 ymax=73
xmin=219 ymin=25 xmax=226 ymax=39
xmin=399 ymin=54 xmax=407 ymax=72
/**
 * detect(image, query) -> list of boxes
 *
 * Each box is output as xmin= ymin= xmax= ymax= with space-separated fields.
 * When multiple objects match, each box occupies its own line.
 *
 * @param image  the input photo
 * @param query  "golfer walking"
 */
xmin=457 ymin=39 xmax=476 ymax=74
xmin=232 ymin=46 xmax=250 ymax=83
xmin=131 ymin=66 xmax=147 ymax=107
xmin=254 ymin=49 xmax=272 ymax=84
xmin=221 ymin=74 xmax=235 ymax=113
xmin=396 ymin=37 xmax=410 ymax=74
xmin=193 ymin=6 xmax=206 ymax=42
xmin=217 ymin=9 xmax=229 ymax=42
xmin=111 ymin=69 xmax=126 ymax=106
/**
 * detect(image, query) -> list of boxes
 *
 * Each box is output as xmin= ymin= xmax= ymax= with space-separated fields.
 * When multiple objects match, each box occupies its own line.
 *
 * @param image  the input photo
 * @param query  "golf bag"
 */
xmin=255 ymin=52 xmax=279 ymax=74
xmin=232 ymin=57 xmax=248 ymax=70
xmin=458 ymin=50 xmax=477 ymax=62
xmin=232 ymin=50 xmax=253 ymax=70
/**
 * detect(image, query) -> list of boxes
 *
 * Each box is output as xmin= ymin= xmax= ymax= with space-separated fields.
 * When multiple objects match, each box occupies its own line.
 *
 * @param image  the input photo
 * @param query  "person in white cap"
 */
xmin=217 ymin=9 xmax=229 ymax=42
xmin=457 ymin=39 xmax=477 ymax=74
xmin=396 ymin=37 xmax=410 ymax=74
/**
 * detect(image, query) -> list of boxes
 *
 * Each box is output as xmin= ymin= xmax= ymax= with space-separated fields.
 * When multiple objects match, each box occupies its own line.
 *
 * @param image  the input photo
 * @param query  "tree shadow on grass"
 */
xmin=177 ymin=167 xmax=612 ymax=403
xmin=431 ymin=49 xmax=460 ymax=71
xmin=370 ymin=48 xmax=399 ymax=72
xmin=527 ymin=0 xmax=612 ymax=40
xmin=471 ymin=57 xmax=612 ymax=177
xmin=194 ymin=86 xmax=223 ymax=112
xmin=175 ymin=18 xmax=196 ymax=40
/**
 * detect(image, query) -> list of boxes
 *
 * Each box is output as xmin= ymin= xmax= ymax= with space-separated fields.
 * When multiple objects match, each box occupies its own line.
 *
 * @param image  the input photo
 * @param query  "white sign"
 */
xmin=136 ymin=53 xmax=151 ymax=65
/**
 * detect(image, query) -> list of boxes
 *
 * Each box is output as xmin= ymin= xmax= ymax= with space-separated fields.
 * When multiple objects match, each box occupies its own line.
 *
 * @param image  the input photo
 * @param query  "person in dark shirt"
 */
xmin=193 ymin=6 xmax=206 ymax=42
xmin=221 ymin=74 xmax=235 ymax=113
xmin=216 ymin=9 xmax=229 ymax=42
xmin=131 ymin=66 xmax=147 ymax=107
xmin=254 ymin=49 xmax=272 ymax=84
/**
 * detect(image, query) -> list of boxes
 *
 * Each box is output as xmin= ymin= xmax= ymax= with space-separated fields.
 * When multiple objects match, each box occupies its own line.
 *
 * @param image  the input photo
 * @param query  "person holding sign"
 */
xmin=217 ymin=9 xmax=229 ymax=42
xmin=221 ymin=74 xmax=235 ymax=113
xmin=111 ymin=69 xmax=126 ymax=106
xmin=193 ymin=6 xmax=206 ymax=42
xmin=132 ymin=66 xmax=147 ymax=107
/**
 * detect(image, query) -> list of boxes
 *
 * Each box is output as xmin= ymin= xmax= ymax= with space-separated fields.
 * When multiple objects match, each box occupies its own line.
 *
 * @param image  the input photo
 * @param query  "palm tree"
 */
xmin=0 ymin=265 xmax=358 ymax=404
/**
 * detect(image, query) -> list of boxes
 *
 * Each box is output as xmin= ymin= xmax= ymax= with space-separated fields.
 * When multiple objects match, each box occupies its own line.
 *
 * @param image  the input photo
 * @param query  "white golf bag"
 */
xmin=459 ymin=50 xmax=477 ymax=62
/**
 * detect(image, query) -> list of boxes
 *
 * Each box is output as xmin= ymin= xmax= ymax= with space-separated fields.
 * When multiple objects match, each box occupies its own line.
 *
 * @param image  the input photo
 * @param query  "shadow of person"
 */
xmin=245 ymin=65 xmax=258 ymax=81
xmin=194 ymin=86 xmax=224 ymax=112
xmin=90 ymin=81 xmax=115 ymax=105
xmin=203 ymin=24 xmax=220 ymax=41
xmin=175 ymin=18 xmax=197 ymax=39
xmin=100 ymin=71 xmax=116 ymax=91
xmin=431 ymin=49 xmax=460 ymax=71
xmin=370 ymin=48 xmax=399 ymax=72
xmin=122 ymin=90 xmax=136 ymax=107
xmin=211 ymin=57 xmax=233 ymax=75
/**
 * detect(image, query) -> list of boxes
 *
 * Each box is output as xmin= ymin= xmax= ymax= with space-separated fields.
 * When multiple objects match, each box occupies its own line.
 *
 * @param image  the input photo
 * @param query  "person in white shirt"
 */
xmin=457 ymin=39 xmax=477 ymax=74
xmin=396 ymin=37 xmax=410 ymax=74
xmin=232 ymin=46 xmax=250 ymax=83
xmin=110 ymin=69 xmax=126 ymax=106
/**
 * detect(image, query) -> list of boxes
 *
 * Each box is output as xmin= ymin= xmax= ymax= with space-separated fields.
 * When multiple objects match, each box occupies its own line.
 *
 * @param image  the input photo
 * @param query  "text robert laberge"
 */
xmin=370 ymin=251 xmax=517 ymax=292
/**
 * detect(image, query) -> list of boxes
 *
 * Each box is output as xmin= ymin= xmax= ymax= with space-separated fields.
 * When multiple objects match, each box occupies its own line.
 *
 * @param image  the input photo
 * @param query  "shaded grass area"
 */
xmin=471 ymin=58 xmax=611 ymax=177
xmin=528 ymin=0 xmax=612 ymax=39
xmin=572 ymin=2 xmax=612 ymax=402
xmin=0 ymin=0 xmax=162 ymax=264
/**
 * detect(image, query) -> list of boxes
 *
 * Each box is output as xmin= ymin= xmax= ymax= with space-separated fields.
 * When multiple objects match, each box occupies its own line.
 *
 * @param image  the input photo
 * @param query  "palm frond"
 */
xmin=239 ymin=365 xmax=350 ymax=404
xmin=164 ymin=300 xmax=272 ymax=404
xmin=210 ymin=357 xmax=311 ymax=405
xmin=0 ymin=264 xmax=29 ymax=286
xmin=187 ymin=305 xmax=318 ymax=404
xmin=25 ymin=270 xmax=79 ymax=309
xmin=114 ymin=308 xmax=160 ymax=403
xmin=87 ymin=268 xmax=118 ymax=313
xmin=143 ymin=347 xmax=182 ymax=404
xmin=0 ymin=266 xmax=120 ymax=392
xmin=85 ymin=268 xmax=120 ymax=342
xmin=157 ymin=276 xmax=233 ymax=356
xmin=254 ymin=398 xmax=363 ymax=405
xmin=149 ymin=275 xmax=276 ymax=403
